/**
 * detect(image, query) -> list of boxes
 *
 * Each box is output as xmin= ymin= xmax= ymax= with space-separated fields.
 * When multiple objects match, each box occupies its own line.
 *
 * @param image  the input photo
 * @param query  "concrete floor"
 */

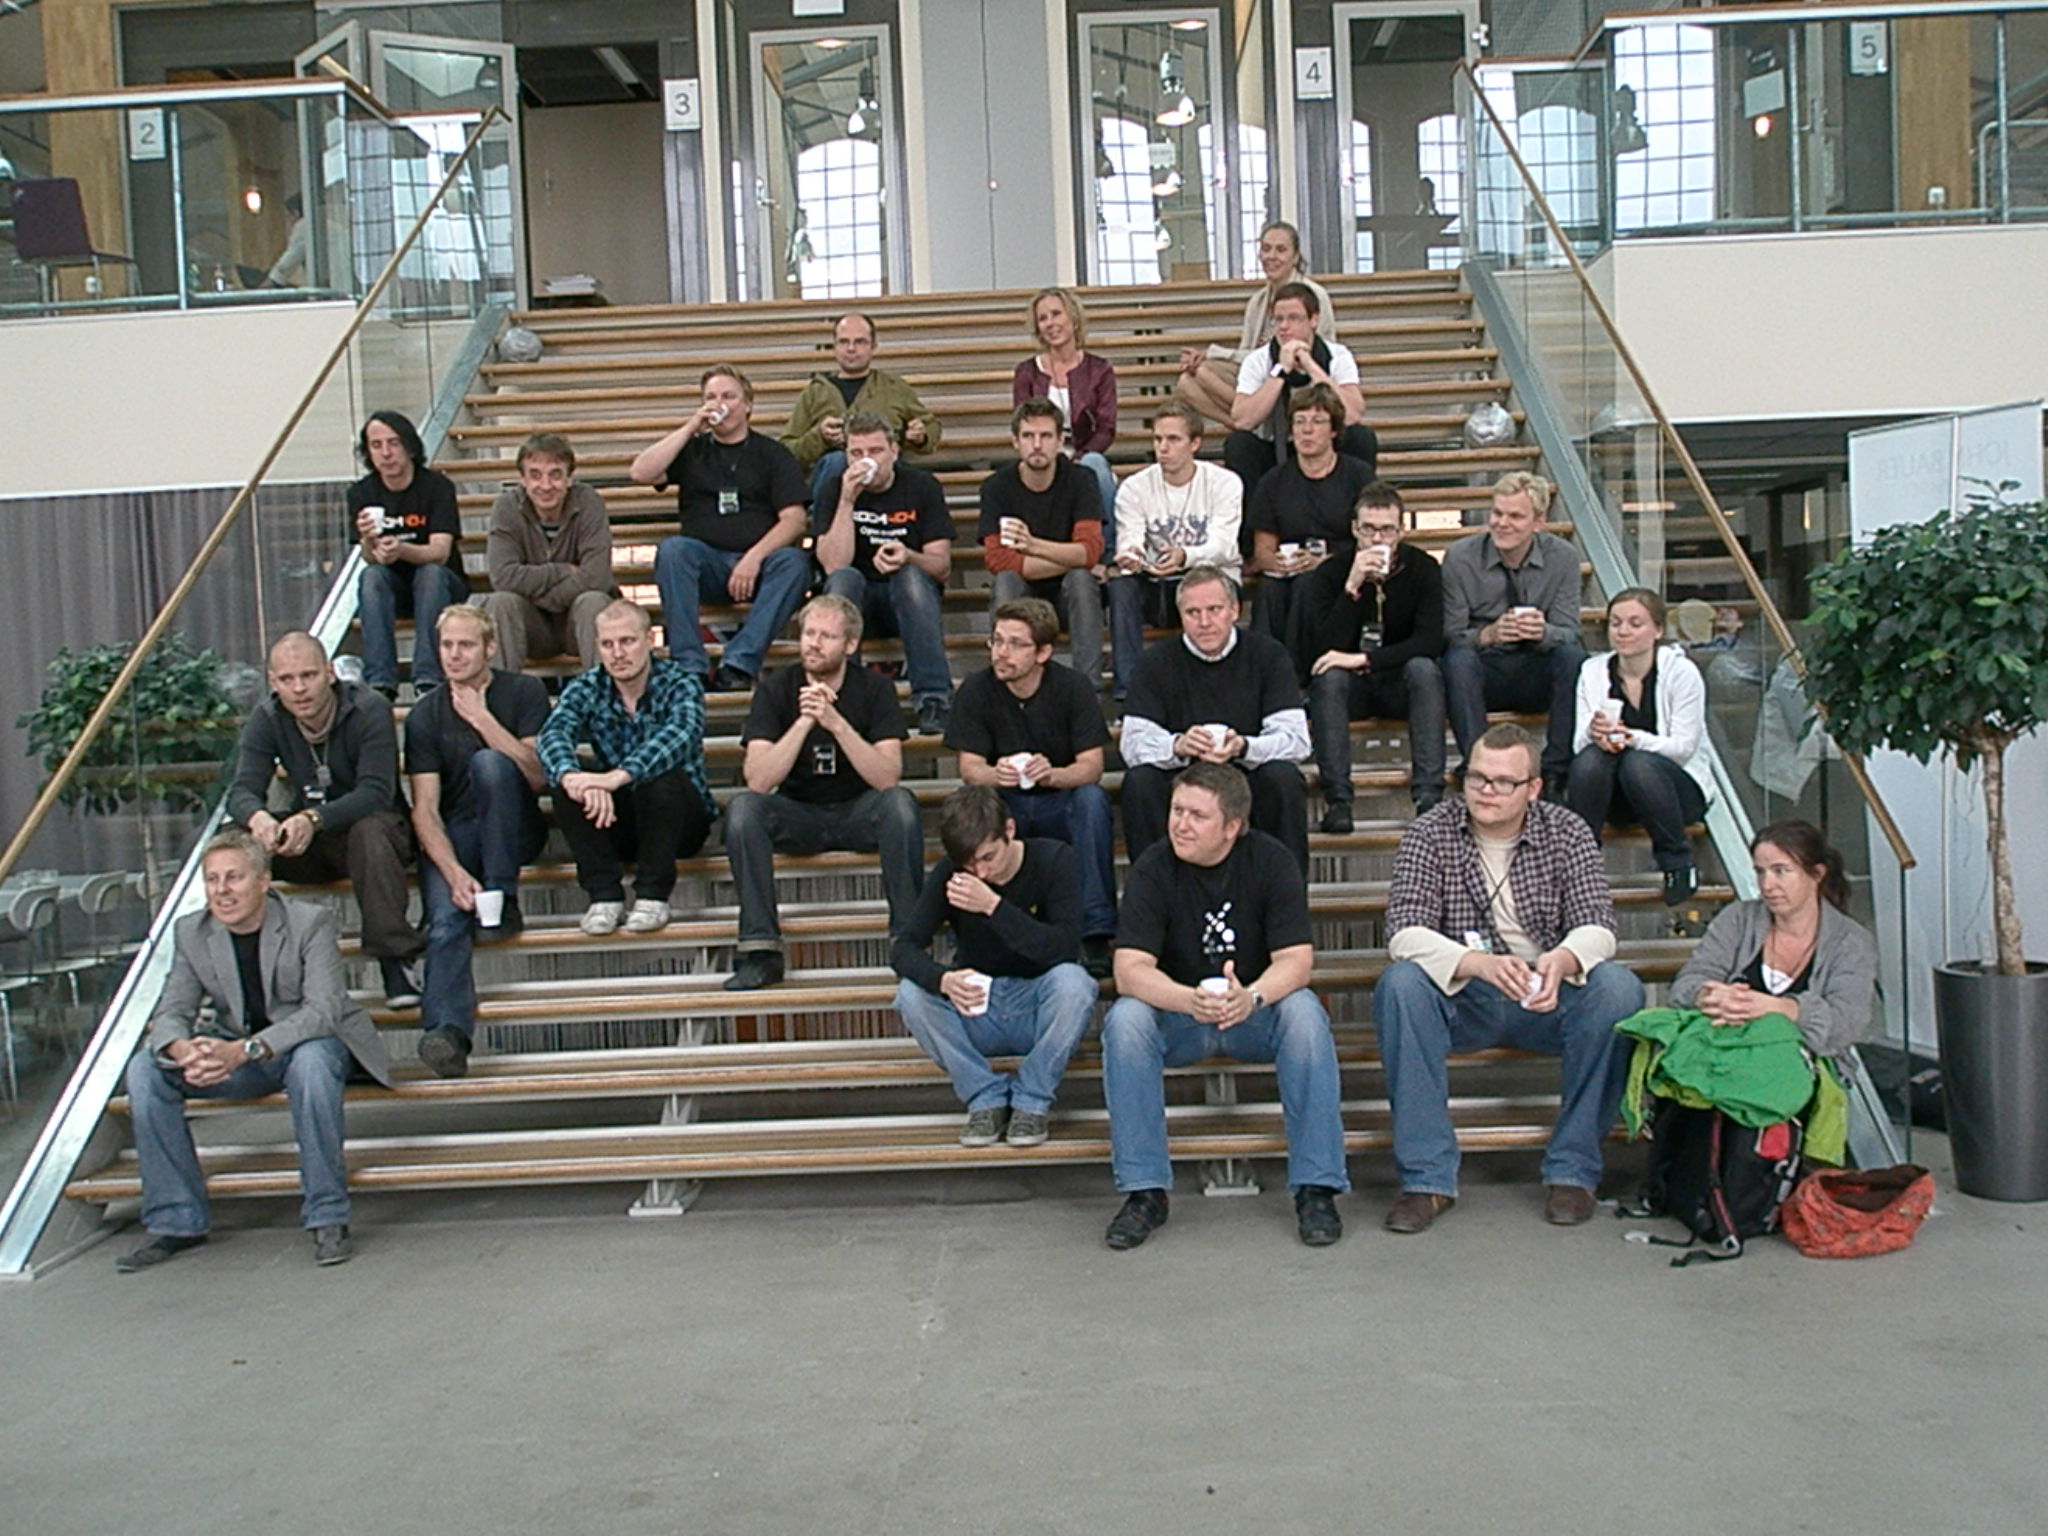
xmin=3 ymin=1134 xmax=2043 ymax=1536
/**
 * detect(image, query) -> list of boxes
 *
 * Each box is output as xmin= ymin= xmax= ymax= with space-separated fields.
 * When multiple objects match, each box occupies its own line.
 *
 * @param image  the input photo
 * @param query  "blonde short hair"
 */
xmin=1492 ymin=471 xmax=1554 ymax=517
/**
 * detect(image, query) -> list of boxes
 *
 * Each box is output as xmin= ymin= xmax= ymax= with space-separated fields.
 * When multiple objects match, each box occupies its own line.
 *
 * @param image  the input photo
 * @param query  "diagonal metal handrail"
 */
xmin=1453 ymin=60 xmax=1914 ymax=873
xmin=0 ymin=104 xmax=508 ymax=896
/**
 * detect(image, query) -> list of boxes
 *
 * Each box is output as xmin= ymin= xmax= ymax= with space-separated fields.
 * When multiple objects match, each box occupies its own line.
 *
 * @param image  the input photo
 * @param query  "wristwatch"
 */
xmin=1249 ymin=987 xmax=1267 ymax=1013
xmin=243 ymin=1036 xmax=273 ymax=1063
xmin=302 ymin=807 xmax=323 ymax=830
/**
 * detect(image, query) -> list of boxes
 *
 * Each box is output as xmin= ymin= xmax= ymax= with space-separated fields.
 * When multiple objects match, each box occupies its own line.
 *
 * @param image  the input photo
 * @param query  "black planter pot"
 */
xmin=1933 ymin=961 xmax=2048 ymax=1201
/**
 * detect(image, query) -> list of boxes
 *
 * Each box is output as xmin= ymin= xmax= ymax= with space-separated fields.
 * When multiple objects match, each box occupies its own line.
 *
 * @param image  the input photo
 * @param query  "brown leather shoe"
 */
xmin=1544 ymin=1185 xmax=1598 ymax=1225
xmin=1383 ymin=1191 xmax=1455 ymax=1234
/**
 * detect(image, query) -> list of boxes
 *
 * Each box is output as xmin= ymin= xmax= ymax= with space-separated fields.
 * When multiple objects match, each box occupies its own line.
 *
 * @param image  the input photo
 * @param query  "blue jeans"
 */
xmin=126 ymin=1035 xmax=353 ymax=1233
xmin=1371 ymin=957 xmax=1643 ymax=1196
xmin=822 ymin=565 xmax=951 ymax=708
xmin=894 ymin=965 xmax=1097 ymax=1114
xmin=1107 ymin=573 xmax=1178 ymax=698
xmin=358 ymin=560 xmax=470 ymax=688
xmin=652 ymin=537 xmax=813 ymax=680
xmin=1000 ymin=784 xmax=1116 ymax=939
xmin=420 ymin=750 xmax=548 ymax=1040
xmin=1441 ymin=638 xmax=1588 ymax=781
xmin=1076 ymin=451 xmax=1117 ymax=550
xmin=1101 ymin=990 xmax=1349 ymax=1194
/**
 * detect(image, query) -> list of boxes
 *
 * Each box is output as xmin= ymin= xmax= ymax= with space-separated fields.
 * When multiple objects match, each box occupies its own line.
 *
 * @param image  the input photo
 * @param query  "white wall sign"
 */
xmin=663 ymin=78 xmax=702 ymax=133
xmin=127 ymin=107 xmax=166 ymax=162
xmin=1295 ymin=46 xmax=1334 ymax=102
xmin=1848 ymin=21 xmax=1889 ymax=76
xmin=1849 ymin=402 xmax=2047 ymax=1049
xmin=793 ymin=0 xmax=846 ymax=16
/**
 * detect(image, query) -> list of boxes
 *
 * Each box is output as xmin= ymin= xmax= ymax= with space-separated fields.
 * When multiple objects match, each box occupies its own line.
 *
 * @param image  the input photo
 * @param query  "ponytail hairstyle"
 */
xmin=1752 ymin=819 xmax=1851 ymax=911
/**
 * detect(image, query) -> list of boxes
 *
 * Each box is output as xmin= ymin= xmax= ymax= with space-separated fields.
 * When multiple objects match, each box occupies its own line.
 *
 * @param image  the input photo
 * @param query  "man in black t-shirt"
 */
xmin=815 ymin=413 xmax=955 ymax=735
xmin=632 ymin=365 xmax=812 ymax=693
xmin=405 ymin=604 xmax=550 ymax=1078
xmin=978 ymin=400 xmax=1106 ymax=685
xmin=1290 ymin=482 xmax=1449 ymax=829
xmin=946 ymin=598 xmax=1116 ymax=974
xmin=348 ymin=410 xmax=467 ymax=696
xmin=1100 ymin=763 xmax=1347 ymax=1250
xmin=1243 ymin=385 xmax=1375 ymax=644
xmin=892 ymin=787 xmax=1097 ymax=1148
xmin=1120 ymin=568 xmax=1312 ymax=872
xmin=724 ymin=595 xmax=923 ymax=990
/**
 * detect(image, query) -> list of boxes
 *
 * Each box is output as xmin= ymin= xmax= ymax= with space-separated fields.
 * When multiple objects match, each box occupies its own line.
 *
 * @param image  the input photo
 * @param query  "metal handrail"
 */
xmin=0 ymin=74 xmax=391 ymax=120
xmin=1453 ymin=59 xmax=1915 ymax=873
xmin=0 ymin=104 xmax=506 ymax=897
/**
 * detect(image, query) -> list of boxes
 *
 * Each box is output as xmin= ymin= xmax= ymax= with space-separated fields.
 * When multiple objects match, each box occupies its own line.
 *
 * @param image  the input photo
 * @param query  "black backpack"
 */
xmin=1623 ymin=1101 xmax=1805 ymax=1265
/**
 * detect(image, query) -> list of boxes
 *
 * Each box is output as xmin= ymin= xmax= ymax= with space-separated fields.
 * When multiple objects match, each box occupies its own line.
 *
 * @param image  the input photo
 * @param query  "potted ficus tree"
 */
xmin=1804 ymin=487 xmax=2048 ymax=1199
xmin=17 ymin=633 xmax=244 ymax=902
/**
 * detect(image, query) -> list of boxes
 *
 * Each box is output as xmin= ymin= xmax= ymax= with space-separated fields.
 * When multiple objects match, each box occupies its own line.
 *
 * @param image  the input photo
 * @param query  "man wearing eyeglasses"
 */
xmin=1290 ymin=482 xmax=1447 ymax=830
xmin=946 ymin=599 xmax=1116 ymax=977
xmin=1371 ymin=723 xmax=1642 ymax=1233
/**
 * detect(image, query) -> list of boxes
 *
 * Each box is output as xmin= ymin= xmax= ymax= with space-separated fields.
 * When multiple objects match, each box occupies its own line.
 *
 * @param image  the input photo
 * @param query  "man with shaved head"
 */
xmin=226 ymin=630 xmax=423 ymax=1006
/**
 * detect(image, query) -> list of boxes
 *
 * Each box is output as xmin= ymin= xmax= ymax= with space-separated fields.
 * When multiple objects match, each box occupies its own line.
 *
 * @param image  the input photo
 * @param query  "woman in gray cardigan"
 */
xmin=1669 ymin=819 xmax=1877 ymax=1060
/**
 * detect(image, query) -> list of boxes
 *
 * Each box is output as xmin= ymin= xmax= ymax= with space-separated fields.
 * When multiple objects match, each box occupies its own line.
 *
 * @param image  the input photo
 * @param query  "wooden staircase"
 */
xmin=64 ymin=273 xmax=1727 ymax=1217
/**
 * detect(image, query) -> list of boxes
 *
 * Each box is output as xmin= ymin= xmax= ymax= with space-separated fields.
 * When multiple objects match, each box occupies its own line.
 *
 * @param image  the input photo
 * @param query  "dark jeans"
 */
xmin=1001 ymin=783 xmax=1117 ymax=938
xmin=1564 ymin=746 xmax=1707 ymax=872
xmin=268 ymin=809 xmax=420 ymax=961
xmin=420 ymin=750 xmax=549 ymax=1040
xmin=1106 ymin=574 xmax=1179 ymax=698
xmin=357 ymin=559 xmax=470 ymax=689
xmin=821 ymin=565 xmax=951 ymax=708
xmin=1309 ymin=655 xmax=1447 ymax=809
xmin=554 ymin=765 xmax=713 ymax=903
xmin=725 ymin=786 xmax=924 ymax=951
xmin=1122 ymin=759 xmax=1309 ymax=875
xmin=1441 ymin=639 xmax=1588 ymax=781
xmin=652 ymin=538 xmax=812 ymax=681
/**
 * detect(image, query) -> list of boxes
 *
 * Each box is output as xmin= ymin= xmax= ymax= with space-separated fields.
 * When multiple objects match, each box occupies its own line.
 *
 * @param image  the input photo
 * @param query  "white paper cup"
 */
xmin=959 ymin=970 xmax=992 ymax=1017
xmin=1006 ymin=752 xmax=1035 ymax=790
xmin=1200 ymin=977 xmax=1230 ymax=999
xmin=474 ymin=889 xmax=505 ymax=927
xmin=1201 ymin=724 xmax=1230 ymax=752
xmin=1512 ymin=604 xmax=1541 ymax=620
xmin=1277 ymin=542 xmax=1301 ymax=563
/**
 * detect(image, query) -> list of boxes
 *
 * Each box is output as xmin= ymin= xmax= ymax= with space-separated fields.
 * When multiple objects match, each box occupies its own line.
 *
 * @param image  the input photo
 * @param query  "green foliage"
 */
xmin=16 ymin=634 xmax=242 ymax=817
xmin=1804 ymin=500 xmax=2048 ymax=770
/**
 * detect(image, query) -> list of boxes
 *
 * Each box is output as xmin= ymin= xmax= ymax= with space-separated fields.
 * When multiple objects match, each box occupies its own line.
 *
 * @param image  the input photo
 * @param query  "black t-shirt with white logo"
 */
xmin=813 ymin=463 xmax=952 ymax=580
xmin=743 ymin=662 xmax=907 ymax=805
xmin=662 ymin=430 xmax=809 ymax=553
xmin=1117 ymin=829 xmax=1311 ymax=987
xmin=346 ymin=467 xmax=462 ymax=568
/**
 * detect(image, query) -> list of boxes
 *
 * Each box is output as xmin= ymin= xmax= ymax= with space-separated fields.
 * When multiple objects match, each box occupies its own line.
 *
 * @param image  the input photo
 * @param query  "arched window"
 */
xmin=1416 ymin=111 xmax=1464 ymax=269
xmin=1198 ymin=122 xmax=1272 ymax=279
xmin=1350 ymin=119 xmax=1376 ymax=272
xmin=794 ymin=137 xmax=883 ymax=298
xmin=1613 ymin=24 xmax=1717 ymax=231
xmin=1095 ymin=115 xmax=1161 ymax=286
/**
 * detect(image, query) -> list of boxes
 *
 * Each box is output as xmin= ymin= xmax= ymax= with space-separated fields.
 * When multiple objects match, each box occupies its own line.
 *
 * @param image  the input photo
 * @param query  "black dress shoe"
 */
xmin=725 ymin=951 xmax=785 ymax=991
xmin=1082 ymin=935 xmax=1114 ymax=979
xmin=1105 ymin=1189 xmax=1169 ymax=1250
xmin=1319 ymin=800 xmax=1354 ymax=835
xmin=1413 ymin=792 xmax=1443 ymax=816
xmin=1295 ymin=1186 xmax=1344 ymax=1246
xmin=417 ymin=1026 xmax=472 ymax=1079
xmin=474 ymin=895 xmax=524 ymax=944
xmin=116 ymin=1233 xmax=207 ymax=1273
xmin=1662 ymin=865 xmax=1699 ymax=906
xmin=710 ymin=664 xmax=754 ymax=694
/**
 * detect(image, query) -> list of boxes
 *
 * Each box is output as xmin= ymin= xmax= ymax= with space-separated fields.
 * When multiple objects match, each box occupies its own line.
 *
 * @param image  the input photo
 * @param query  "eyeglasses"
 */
xmin=1355 ymin=523 xmax=1402 ymax=542
xmin=988 ymin=635 xmax=1039 ymax=652
xmin=1466 ymin=773 xmax=1536 ymax=796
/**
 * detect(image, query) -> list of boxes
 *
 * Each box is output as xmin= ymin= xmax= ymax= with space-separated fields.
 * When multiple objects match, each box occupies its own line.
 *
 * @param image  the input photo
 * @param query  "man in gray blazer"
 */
xmin=118 ymin=829 xmax=393 ymax=1272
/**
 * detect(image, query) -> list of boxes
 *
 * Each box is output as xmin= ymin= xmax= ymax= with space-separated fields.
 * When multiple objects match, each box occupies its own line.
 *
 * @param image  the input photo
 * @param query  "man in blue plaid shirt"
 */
xmin=1372 ymin=723 xmax=1643 ymax=1233
xmin=538 ymin=599 xmax=716 ymax=937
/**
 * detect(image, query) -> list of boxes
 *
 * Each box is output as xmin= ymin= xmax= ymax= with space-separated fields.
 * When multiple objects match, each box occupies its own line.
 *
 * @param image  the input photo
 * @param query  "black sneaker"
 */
xmin=1104 ymin=1189 xmax=1169 ymax=1251
xmin=1413 ymin=791 xmax=1443 ymax=816
xmin=417 ymin=1026 xmax=471 ymax=1079
xmin=311 ymin=1225 xmax=354 ymax=1266
xmin=474 ymin=894 xmax=524 ymax=945
xmin=710 ymin=663 xmax=754 ymax=694
xmin=1082 ymin=935 xmax=1114 ymax=980
xmin=1320 ymin=800 xmax=1354 ymax=835
xmin=916 ymin=697 xmax=950 ymax=736
xmin=1295 ymin=1185 xmax=1344 ymax=1247
xmin=725 ymin=951 xmax=785 ymax=991
xmin=380 ymin=959 xmax=422 ymax=1009
xmin=1662 ymin=865 xmax=1700 ymax=906
xmin=115 ymin=1233 xmax=207 ymax=1273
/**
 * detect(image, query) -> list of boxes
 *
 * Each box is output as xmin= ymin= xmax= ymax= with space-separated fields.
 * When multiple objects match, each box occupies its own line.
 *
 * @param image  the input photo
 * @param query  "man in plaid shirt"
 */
xmin=538 ymin=600 xmax=715 ymax=937
xmin=1372 ymin=723 xmax=1643 ymax=1232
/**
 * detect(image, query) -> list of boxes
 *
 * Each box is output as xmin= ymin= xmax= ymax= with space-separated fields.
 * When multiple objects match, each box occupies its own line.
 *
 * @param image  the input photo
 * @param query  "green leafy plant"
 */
xmin=1804 ymin=493 xmax=2048 ymax=975
xmin=17 ymin=634 xmax=242 ymax=818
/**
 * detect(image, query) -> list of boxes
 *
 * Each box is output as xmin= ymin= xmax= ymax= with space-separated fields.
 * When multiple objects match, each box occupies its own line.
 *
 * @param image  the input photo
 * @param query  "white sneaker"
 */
xmin=579 ymin=901 xmax=625 ymax=936
xmin=624 ymin=899 xmax=672 ymax=935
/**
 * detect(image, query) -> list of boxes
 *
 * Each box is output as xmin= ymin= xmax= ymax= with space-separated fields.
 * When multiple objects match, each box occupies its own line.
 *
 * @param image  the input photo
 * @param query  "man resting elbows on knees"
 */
xmin=1100 ymin=763 xmax=1347 ymax=1251
xmin=893 ymin=786 xmax=1097 ymax=1149
xmin=119 ymin=830 xmax=393 ymax=1272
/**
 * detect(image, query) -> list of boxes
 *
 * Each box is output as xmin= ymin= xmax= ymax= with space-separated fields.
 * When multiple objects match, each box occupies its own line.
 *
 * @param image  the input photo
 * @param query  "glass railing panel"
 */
xmin=2001 ymin=12 xmax=2048 ymax=213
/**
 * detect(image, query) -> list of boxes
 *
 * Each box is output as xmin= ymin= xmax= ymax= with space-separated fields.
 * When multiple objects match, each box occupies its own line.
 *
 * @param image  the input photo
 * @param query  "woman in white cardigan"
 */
xmin=1564 ymin=587 xmax=1716 ymax=904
